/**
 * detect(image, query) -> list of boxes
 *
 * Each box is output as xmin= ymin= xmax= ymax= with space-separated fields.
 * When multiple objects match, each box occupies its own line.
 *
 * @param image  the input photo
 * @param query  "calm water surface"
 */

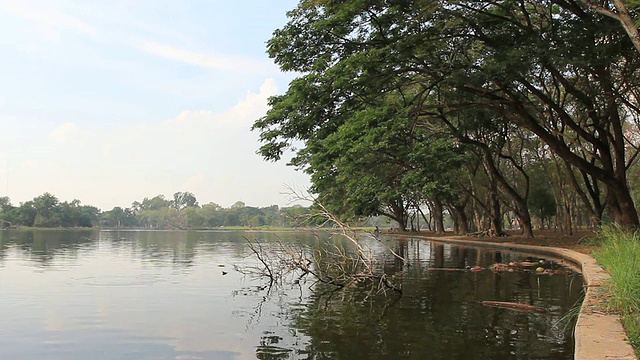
xmin=0 ymin=230 xmax=583 ymax=359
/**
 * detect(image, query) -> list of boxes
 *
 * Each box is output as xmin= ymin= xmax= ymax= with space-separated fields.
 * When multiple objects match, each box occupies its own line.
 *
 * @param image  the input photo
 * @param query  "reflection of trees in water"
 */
xmin=101 ymin=230 xmax=314 ymax=269
xmin=255 ymin=332 xmax=293 ymax=360
xmin=0 ymin=231 xmax=7 ymax=263
xmin=0 ymin=229 xmax=98 ymax=266
xmin=122 ymin=231 xmax=200 ymax=268
xmin=0 ymin=229 xmax=328 ymax=269
xmin=255 ymin=240 xmax=583 ymax=359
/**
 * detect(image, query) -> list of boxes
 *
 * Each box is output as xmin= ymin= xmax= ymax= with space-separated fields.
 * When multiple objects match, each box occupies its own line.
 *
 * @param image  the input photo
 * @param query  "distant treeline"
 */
xmin=0 ymin=192 xmax=322 ymax=229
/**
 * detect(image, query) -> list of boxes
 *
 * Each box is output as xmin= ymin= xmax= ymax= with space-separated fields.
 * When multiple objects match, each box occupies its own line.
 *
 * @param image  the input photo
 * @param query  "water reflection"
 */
xmin=0 ymin=229 xmax=97 ymax=266
xmin=262 ymin=236 xmax=583 ymax=359
xmin=0 ymin=230 xmax=582 ymax=359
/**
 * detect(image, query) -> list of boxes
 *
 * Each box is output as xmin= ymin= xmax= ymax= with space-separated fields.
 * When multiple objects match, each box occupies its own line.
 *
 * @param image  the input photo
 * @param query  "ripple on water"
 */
xmin=68 ymin=274 xmax=164 ymax=287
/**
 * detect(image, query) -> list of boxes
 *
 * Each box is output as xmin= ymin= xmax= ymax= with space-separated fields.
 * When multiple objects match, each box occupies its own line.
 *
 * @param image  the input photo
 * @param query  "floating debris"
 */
xmin=490 ymin=263 xmax=510 ymax=272
xmin=479 ymin=301 xmax=547 ymax=313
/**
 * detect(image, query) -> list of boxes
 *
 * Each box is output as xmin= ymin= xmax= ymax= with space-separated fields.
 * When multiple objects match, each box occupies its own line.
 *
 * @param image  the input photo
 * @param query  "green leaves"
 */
xmin=255 ymin=0 xmax=640 ymax=228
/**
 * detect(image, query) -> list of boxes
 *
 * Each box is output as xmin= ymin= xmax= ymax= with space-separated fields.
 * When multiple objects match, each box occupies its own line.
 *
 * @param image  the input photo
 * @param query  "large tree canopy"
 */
xmin=254 ymin=0 xmax=640 ymax=231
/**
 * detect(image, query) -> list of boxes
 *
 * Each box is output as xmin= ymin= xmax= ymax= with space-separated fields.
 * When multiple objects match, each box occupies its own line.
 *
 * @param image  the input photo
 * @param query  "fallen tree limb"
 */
xmin=426 ymin=267 xmax=482 ymax=272
xmin=479 ymin=301 xmax=547 ymax=313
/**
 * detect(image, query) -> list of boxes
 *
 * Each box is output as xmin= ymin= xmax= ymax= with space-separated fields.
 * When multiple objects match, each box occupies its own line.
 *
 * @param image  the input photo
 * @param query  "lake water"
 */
xmin=0 ymin=230 xmax=583 ymax=359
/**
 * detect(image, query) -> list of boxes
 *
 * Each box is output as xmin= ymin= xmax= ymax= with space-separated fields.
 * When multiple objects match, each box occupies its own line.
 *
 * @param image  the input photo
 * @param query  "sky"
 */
xmin=0 ymin=0 xmax=312 ymax=211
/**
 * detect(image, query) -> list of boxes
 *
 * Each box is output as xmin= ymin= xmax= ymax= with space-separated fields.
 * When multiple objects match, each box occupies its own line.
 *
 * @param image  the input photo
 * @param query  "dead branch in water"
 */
xmin=479 ymin=301 xmax=547 ymax=313
xmin=239 ymin=187 xmax=403 ymax=295
xmin=241 ymin=234 xmax=402 ymax=294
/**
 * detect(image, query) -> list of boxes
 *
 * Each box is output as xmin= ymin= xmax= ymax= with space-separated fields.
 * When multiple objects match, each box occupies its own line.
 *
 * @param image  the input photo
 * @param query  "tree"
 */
xmin=453 ymin=2 xmax=640 ymax=227
xmin=0 ymin=196 xmax=11 ymax=212
xmin=101 ymin=207 xmax=137 ymax=228
xmin=172 ymin=191 xmax=199 ymax=210
xmin=231 ymin=201 xmax=246 ymax=209
xmin=183 ymin=207 xmax=205 ymax=229
xmin=581 ymin=0 xmax=640 ymax=54
xmin=255 ymin=0 xmax=640 ymax=229
xmin=0 ymin=196 xmax=14 ymax=228
xmin=303 ymin=102 xmax=418 ymax=230
xmin=32 ymin=193 xmax=60 ymax=227
xmin=57 ymin=200 xmax=98 ymax=227
xmin=528 ymin=166 xmax=558 ymax=230
xmin=139 ymin=195 xmax=171 ymax=211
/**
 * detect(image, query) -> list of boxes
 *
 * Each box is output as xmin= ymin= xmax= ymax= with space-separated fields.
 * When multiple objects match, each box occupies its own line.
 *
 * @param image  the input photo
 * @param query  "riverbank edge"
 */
xmin=396 ymin=235 xmax=637 ymax=360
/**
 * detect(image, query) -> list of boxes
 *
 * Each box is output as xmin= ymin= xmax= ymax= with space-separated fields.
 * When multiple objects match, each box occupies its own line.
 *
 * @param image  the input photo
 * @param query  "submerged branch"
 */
xmin=479 ymin=301 xmax=547 ymax=313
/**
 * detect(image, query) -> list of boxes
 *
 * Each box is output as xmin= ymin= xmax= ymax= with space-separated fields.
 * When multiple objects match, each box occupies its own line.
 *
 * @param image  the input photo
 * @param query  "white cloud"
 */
xmin=0 ymin=0 xmax=308 ymax=210
xmin=49 ymin=122 xmax=94 ymax=144
xmin=168 ymin=78 xmax=278 ymax=128
xmin=6 ymin=78 xmax=308 ymax=210
xmin=222 ymin=78 xmax=279 ymax=124
xmin=49 ymin=122 xmax=77 ymax=143
xmin=139 ymin=41 xmax=275 ymax=73
xmin=0 ymin=1 xmax=96 ymax=37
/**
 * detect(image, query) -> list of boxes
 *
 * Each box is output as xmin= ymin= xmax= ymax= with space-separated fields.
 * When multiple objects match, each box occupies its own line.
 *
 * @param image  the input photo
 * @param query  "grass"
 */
xmin=592 ymin=226 xmax=640 ymax=351
xmin=554 ymin=294 xmax=584 ymax=333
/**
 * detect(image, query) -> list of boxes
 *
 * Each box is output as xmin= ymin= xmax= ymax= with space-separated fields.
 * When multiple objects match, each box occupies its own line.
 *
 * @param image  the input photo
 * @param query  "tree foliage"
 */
xmin=253 ymin=0 xmax=640 ymax=235
xmin=0 ymin=192 xmax=323 ymax=230
xmin=0 ymin=193 xmax=99 ymax=228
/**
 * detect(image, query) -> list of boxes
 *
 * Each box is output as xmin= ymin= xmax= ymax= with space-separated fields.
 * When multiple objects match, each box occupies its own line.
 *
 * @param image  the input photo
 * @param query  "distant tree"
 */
xmin=231 ymin=201 xmax=246 ymax=209
xmin=140 ymin=195 xmax=171 ymax=211
xmin=0 ymin=196 xmax=11 ymax=212
xmin=223 ymin=211 xmax=241 ymax=226
xmin=131 ymin=201 xmax=142 ymax=214
xmin=77 ymin=204 xmax=99 ymax=227
xmin=259 ymin=205 xmax=280 ymax=226
xmin=0 ymin=196 xmax=14 ymax=227
xmin=172 ymin=192 xmax=199 ymax=210
xmin=33 ymin=193 xmax=61 ymax=227
xmin=182 ymin=207 xmax=205 ymax=229
xmin=195 ymin=203 xmax=221 ymax=227
xmin=203 ymin=202 xmax=223 ymax=211
xmin=528 ymin=173 xmax=558 ymax=230
xmin=162 ymin=208 xmax=186 ymax=229
xmin=101 ymin=207 xmax=137 ymax=228
xmin=237 ymin=206 xmax=265 ymax=227
xmin=8 ymin=201 xmax=36 ymax=226
xmin=280 ymin=205 xmax=320 ymax=227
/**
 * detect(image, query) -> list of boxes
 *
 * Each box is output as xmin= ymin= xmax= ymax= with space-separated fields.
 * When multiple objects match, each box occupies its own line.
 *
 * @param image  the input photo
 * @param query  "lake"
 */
xmin=0 ymin=229 xmax=583 ymax=359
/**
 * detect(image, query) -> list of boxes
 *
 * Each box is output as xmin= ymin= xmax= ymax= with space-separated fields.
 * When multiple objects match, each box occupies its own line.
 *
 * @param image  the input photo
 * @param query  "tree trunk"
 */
xmin=580 ymin=169 xmax=605 ymax=226
xmin=450 ymin=205 xmax=460 ymax=234
xmin=488 ymin=173 xmax=503 ymax=236
xmin=452 ymin=204 xmax=469 ymax=235
xmin=418 ymin=206 xmax=431 ymax=232
xmin=517 ymin=207 xmax=534 ymax=238
xmin=563 ymin=203 xmax=573 ymax=236
xmin=483 ymin=147 xmax=529 ymax=237
xmin=384 ymin=202 xmax=408 ymax=232
xmin=500 ymin=74 xmax=639 ymax=228
xmin=608 ymin=181 xmax=640 ymax=228
xmin=432 ymin=197 xmax=445 ymax=234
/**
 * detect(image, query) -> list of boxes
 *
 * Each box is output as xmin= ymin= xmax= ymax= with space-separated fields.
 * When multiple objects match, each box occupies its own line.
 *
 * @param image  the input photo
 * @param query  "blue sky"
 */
xmin=0 ymin=0 xmax=311 ymax=210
